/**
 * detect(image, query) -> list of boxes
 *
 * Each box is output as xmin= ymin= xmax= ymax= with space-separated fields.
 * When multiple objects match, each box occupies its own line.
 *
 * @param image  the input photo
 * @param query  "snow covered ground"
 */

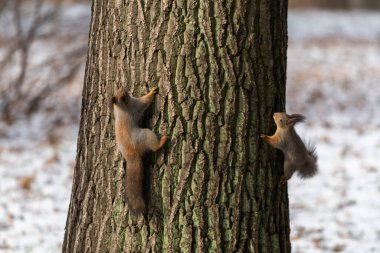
xmin=0 ymin=6 xmax=379 ymax=253
xmin=288 ymin=10 xmax=380 ymax=253
xmin=0 ymin=118 xmax=77 ymax=253
xmin=0 ymin=2 xmax=89 ymax=253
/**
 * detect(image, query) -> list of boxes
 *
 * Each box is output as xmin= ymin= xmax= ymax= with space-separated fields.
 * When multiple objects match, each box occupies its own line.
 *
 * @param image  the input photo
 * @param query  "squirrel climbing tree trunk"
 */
xmin=63 ymin=0 xmax=290 ymax=252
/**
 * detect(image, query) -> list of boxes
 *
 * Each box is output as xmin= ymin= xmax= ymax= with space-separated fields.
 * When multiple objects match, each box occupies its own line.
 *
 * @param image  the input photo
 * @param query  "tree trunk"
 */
xmin=63 ymin=0 xmax=289 ymax=252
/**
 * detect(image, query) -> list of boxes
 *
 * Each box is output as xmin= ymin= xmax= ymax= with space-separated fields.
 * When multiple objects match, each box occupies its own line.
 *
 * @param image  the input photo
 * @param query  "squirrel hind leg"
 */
xmin=141 ymin=129 xmax=167 ymax=152
xmin=283 ymin=161 xmax=297 ymax=182
xmin=280 ymin=175 xmax=288 ymax=184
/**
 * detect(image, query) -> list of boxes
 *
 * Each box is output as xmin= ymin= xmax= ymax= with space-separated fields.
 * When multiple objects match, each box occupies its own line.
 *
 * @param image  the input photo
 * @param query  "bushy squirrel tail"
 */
xmin=125 ymin=156 xmax=145 ymax=214
xmin=298 ymin=142 xmax=318 ymax=178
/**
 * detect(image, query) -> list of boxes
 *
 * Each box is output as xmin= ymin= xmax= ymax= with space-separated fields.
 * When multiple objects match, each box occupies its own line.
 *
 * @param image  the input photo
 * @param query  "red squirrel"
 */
xmin=112 ymin=86 xmax=167 ymax=214
xmin=261 ymin=113 xmax=318 ymax=183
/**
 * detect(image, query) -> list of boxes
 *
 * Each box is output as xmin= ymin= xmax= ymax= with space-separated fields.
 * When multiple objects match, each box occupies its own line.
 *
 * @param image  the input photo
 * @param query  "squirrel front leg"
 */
xmin=260 ymin=134 xmax=279 ymax=148
xmin=136 ymin=87 xmax=158 ymax=113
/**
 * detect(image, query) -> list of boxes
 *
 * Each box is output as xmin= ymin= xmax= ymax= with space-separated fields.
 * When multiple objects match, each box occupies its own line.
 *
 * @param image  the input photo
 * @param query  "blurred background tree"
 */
xmin=0 ymin=0 xmax=88 ymax=137
xmin=290 ymin=0 xmax=380 ymax=9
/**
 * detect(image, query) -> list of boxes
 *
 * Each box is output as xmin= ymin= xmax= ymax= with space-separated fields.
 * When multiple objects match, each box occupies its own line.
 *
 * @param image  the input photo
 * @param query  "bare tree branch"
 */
xmin=0 ymin=0 xmax=88 ymax=123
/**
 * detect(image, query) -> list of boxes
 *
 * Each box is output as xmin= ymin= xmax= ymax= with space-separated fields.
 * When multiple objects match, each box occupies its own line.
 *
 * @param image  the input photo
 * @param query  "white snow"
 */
xmin=0 ymin=2 xmax=88 ymax=253
xmin=289 ymin=126 xmax=380 ymax=253
xmin=0 ymin=119 xmax=77 ymax=252
xmin=287 ymin=10 xmax=380 ymax=253
xmin=0 ymin=5 xmax=379 ymax=253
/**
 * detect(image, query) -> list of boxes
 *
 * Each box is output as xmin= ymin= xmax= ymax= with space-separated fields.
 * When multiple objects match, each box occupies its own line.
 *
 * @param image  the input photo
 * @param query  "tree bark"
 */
xmin=63 ymin=0 xmax=290 ymax=252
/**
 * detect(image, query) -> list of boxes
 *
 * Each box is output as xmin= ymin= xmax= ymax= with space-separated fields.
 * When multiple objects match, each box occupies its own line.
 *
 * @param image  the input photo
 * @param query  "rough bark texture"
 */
xmin=63 ymin=0 xmax=289 ymax=252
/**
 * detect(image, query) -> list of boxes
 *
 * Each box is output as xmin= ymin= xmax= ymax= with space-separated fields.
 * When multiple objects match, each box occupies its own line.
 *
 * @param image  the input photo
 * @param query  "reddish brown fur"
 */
xmin=261 ymin=112 xmax=318 ymax=184
xmin=112 ymin=86 xmax=167 ymax=214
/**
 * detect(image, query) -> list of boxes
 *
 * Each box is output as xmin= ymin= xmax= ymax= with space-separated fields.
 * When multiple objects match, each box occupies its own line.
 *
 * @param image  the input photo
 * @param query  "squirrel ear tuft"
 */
xmin=287 ymin=114 xmax=306 ymax=126
xmin=286 ymin=118 xmax=295 ymax=126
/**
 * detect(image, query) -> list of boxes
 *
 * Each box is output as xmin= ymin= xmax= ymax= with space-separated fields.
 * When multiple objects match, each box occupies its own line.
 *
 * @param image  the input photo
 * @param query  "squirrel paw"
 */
xmin=150 ymin=87 xmax=158 ymax=95
xmin=280 ymin=176 xmax=288 ymax=185
xmin=260 ymin=134 xmax=269 ymax=142
xmin=159 ymin=134 xmax=168 ymax=148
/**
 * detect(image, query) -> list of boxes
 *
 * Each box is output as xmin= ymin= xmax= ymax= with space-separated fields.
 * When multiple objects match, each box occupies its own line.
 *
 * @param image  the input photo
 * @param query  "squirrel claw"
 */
xmin=161 ymin=134 xmax=168 ymax=141
xmin=150 ymin=87 xmax=158 ymax=94
xmin=280 ymin=176 xmax=288 ymax=185
xmin=159 ymin=134 xmax=168 ymax=147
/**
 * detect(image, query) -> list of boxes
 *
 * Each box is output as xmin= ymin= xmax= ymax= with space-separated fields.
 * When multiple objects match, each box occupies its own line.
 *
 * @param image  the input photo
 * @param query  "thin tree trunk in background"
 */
xmin=63 ymin=0 xmax=289 ymax=252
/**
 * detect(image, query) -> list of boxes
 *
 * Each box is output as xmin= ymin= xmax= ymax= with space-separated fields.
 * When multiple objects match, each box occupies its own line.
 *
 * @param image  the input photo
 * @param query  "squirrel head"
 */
xmin=273 ymin=112 xmax=306 ymax=128
xmin=273 ymin=113 xmax=288 ymax=128
xmin=111 ymin=87 xmax=131 ymax=111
